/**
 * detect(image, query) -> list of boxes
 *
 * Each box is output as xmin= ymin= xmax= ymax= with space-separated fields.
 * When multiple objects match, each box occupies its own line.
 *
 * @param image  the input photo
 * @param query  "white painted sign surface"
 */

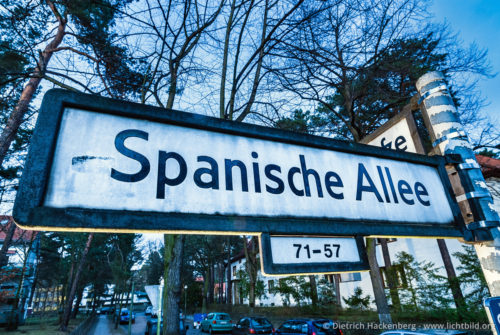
xmin=44 ymin=108 xmax=454 ymax=224
xmin=270 ymin=236 xmax=360 ymax=264
xmin=368 ymin=118 xmax=417 ymax=153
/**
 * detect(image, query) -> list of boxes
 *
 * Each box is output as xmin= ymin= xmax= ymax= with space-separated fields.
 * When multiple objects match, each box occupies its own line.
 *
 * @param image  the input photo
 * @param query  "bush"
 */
xmin=342 ymin=287 xmax=371 ymax=310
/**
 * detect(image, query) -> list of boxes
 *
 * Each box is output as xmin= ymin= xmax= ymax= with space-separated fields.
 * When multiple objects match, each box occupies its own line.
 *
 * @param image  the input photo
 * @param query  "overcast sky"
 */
xmin=431 ymin=0 xmax=500 ymax=128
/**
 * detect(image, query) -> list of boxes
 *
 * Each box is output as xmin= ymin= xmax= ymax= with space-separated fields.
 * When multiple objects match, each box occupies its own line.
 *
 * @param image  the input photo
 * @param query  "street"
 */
xmin=92 ymin=312 xmax=148 ymax=335
xmin=91 ymin=313 xmax=207 ymax=335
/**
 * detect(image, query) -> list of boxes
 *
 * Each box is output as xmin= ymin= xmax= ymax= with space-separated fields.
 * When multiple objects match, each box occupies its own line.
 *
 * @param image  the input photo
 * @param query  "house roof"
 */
xmin=476 ymin=155 xmax=500 ymax=179
xmin=0 ymin=216 xmax=37 ymax=243
xmin=230 ymin=237 xmax=256 ymax=264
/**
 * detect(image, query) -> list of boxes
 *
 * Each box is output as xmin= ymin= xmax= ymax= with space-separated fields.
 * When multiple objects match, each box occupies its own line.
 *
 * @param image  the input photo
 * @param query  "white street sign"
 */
xmin=44 ymin=108 xmax=453 ymax=224
xmin=14 ymin=90 xmax=464 ymax=237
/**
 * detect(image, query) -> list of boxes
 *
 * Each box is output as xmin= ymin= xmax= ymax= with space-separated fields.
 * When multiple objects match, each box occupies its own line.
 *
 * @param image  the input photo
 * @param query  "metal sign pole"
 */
xmin=416 ymin=71 xmax=500 ymax=333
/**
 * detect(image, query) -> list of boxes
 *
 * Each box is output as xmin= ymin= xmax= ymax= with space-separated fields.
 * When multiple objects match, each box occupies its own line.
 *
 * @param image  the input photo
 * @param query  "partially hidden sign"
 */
xmin=13 ymin=90 xmax=464 ymax=237
xmin=361 ymin=109 xmax=425 ymax=154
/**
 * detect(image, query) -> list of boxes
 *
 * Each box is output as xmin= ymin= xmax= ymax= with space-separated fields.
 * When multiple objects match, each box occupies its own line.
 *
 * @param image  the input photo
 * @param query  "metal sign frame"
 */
xmin=259 ymin=234 xmax=369 ymax=276
xmin=14 ymin=89 xmax=467 ymax=238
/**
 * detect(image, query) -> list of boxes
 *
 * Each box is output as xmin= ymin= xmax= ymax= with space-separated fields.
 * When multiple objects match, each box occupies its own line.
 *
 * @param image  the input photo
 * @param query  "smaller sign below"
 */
xmin=484 ymin=296 xmax=500 ymax=334
xmin=260 ymin=234 xmax=369 ymax=276
xmin=270 ymin=236 xmax=360 ymax=264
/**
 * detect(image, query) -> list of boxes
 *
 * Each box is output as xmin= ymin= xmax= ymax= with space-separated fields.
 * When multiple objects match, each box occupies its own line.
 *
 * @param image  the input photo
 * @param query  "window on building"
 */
xmin=268 ymin=280 xmax=274 ymax=292
xmin=232 ymin=266 xmax=236 ymax=277
xmin=279 ymin=278 xmax=286 ymax=290
xmin=340 ymin=272 xmax=361 ymax=282
xmin=379 ymin=264 xmax=407 ymax=288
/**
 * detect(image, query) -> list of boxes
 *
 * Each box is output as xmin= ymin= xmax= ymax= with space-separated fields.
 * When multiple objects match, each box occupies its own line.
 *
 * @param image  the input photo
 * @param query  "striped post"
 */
xmin=417 ymin=72 xmax=500 ymax=333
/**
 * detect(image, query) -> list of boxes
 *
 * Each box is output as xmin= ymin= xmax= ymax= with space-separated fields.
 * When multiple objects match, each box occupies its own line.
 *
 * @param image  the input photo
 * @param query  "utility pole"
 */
xmin=416 ymin=71 xmax=500 ymax=334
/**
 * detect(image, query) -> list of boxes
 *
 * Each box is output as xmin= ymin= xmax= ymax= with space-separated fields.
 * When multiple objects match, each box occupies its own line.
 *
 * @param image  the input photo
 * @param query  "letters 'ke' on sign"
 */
xmin=13 ymin=90 xmax=465 ymax=238
xmin=361 ymin=109 xmax=424 ymax=155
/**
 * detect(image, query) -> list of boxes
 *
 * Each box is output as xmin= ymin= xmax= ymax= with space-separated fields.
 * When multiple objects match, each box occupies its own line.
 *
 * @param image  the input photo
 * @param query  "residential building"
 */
xmin=0 ymin=216 xmax=39 ymax=323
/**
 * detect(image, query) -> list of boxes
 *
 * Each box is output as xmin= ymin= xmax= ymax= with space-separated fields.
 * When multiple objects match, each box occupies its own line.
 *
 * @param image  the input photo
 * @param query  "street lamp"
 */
xmin=184 ymin=285 xmax=188 ymax=317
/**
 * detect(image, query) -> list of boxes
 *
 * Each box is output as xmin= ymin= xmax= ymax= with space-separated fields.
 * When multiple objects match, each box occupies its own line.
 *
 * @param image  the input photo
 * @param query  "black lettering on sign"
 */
xmin=415 ymin=182 xmax=430 ymax=206
xmin=288 ymin=166 xmax=304 ymax=196
xmin=324 ymin=171 xmax=344 ymax=199
xmin=356 ymin=163 xmax=383 ymax=202
xmin=111 ymin=129 xmax=150 ymax=182
xmin=380 ymin=136 xmax=408 ymax=151
xmin=395 ymin=136 xmax=407 ymax=151
xmin=265 ymin=164 xmax=284 ymax=194
xmin=225 ymin=159 xmax=249 ymax=192
xmin=194 ymin=156 xmax=219 ymax=189
xmin=157 ymin=151 xmax=188 ymax=199
xmin=300 ymin=155 xmax=323 ymax=198
xmin=380 ymin=137 xmax=392 ymax=149
xmin=398 ymin=180 xmax=415 ymax=205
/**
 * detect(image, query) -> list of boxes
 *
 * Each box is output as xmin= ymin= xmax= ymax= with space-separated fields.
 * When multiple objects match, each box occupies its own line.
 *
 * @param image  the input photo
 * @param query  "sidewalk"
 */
xmin=92 ymin=315 xmax=127 ymax=335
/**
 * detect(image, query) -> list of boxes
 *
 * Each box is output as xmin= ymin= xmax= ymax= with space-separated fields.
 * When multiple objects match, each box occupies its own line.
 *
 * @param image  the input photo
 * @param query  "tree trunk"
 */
xmin=437 ymin=239 xmax=466 ymax=317
xmin=208 ymin=262 xmax=215 ymax=304
xmin=162 ymin=235 xmax=184 ymax=335
xmin=219 ymin=262 xmax=224 ymax=303
xmin=334 ymin=275 xmax=341 ymax=307
xmin=379 ymin=238 xmax=401 ymax=312
xmin=219 ymin=0 xmax=237 ymax=119
xmin=115 ymin=292 xmax=124 ymax=329
xmin=202 ymin=269 xmax=208 ymax=313
xmin=42 ymin=288 xmax=49 ymax=315
xmin=365 ymin=238 xmax=392 ymax=324
xmin=59 ymin=233 xmax=94 ymax=331
xmin=0 ymin=0 xmax=66 ymax=167
xmin=226 ymin=246 xmax=232 ymax=304
xmin=7 ymin=237 xmax=33 ymax=330
xmin=61 ymin=254 xmax=76 ymax=315
xmin=71 ymin=284 xmax=85 ymax=319
xmin=309 ymin=275 xmax=318 ymax=306
xmin=243 ymin=236 xmax=257 ymax=310
xmin=27 ymin=255 xmax=39 ymax=308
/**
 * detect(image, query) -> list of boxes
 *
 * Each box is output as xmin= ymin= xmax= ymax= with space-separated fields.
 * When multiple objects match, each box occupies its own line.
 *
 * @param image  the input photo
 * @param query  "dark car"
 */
xmin=100 ymin=306 xmax=112 ymax=314
xmin=145 ymin=317 xmax=188 ymax=335
xmin=118 ymin=308 xmax=135 ymax=324
xmin=276 ymin=319 xmax=342 ymax=335
xmin=233 ymin=317 xmax=274 ymax=335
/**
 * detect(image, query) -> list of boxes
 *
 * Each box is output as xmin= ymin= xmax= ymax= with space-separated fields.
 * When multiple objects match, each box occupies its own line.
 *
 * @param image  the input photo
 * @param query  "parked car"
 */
xmin=145 ymin=305 xmax=153 ymax=315
xmin=233 ymin=317 xmax=274 ymax=335
xmin=100 ymin=306 xmax=112 ymax=314
xmin=145 ymin=317 xmax=188 ymax=335
xmin=118 ymin=308 xmax=135 ymax=324
xmin=380 ymin=331 xmax=469 ymax=335
xmin=276 ymin=319 xmax=342 ymax=335
xmin=194 ymin=313 xmax=207 ymax=329
xmin=201 ymin=312 xmax=233 ymax=334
